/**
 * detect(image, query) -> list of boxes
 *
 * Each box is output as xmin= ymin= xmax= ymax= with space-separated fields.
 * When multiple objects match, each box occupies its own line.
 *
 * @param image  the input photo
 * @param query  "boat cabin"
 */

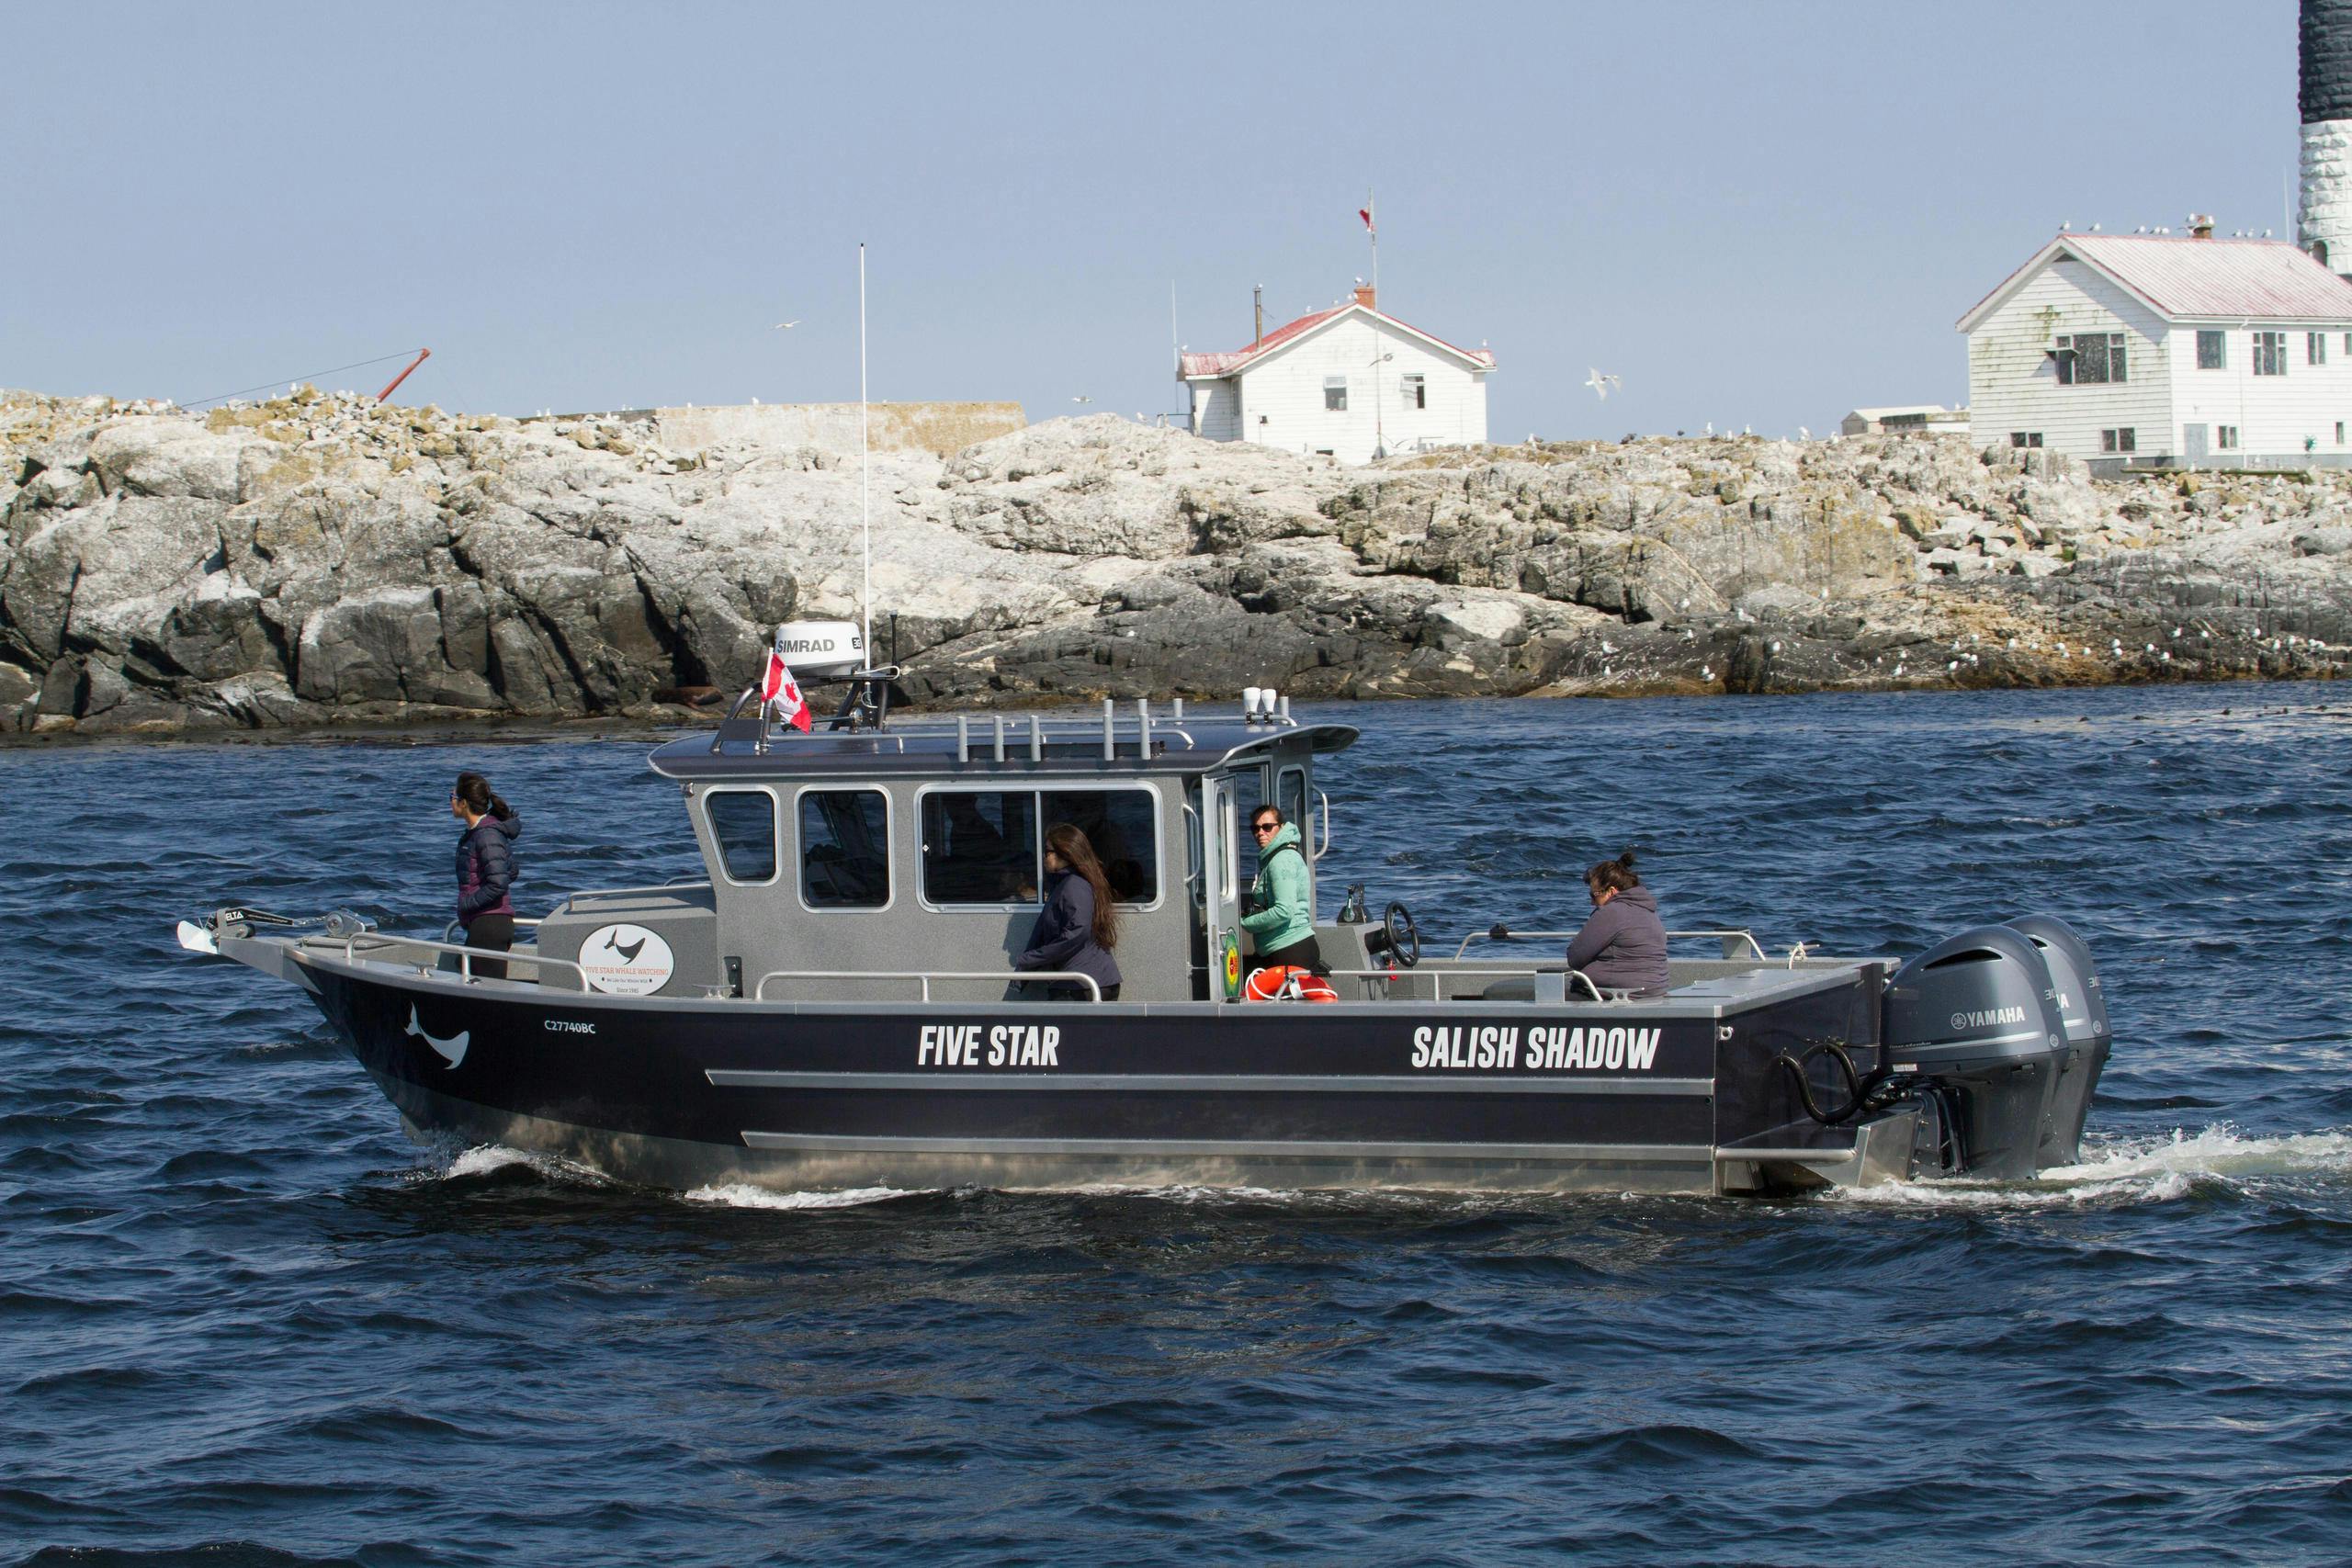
xmin=533 ymin=697 xmax=1363 ymax=1004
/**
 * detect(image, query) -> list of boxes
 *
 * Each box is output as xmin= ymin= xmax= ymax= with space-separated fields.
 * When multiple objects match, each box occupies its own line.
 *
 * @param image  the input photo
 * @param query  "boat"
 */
xmin=175 ymin=622 xmax=2113 ymax=1197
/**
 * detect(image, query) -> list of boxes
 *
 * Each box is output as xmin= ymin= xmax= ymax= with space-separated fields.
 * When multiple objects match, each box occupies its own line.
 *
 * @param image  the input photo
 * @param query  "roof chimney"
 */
xmin=2188 ymin=213 xmax=2216 ymax=239
xmin=1351 ymin=282 xmax=1376 ymax=310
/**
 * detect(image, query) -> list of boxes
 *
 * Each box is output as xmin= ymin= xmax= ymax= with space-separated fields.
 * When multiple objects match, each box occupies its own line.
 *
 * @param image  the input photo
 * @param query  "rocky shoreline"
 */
xmin=6 ymin=386 xmax=2350 ymax=737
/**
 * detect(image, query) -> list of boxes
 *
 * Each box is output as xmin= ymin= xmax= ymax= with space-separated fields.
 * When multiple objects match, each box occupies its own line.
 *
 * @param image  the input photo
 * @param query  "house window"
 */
xmin=2312 ymin=332 xmax=2330 ymax=366
xmin=2218 ymin=424 xmax=2240 ymax=450
xmin=2057 ymin=332 xmax=2126 ymax=384
xmin=2255 ymin=332 xmax=2289 ymax=376
xmin=2343 ymin=333 xmax=2350 ymax=355
xmin=2100 ymin=428 xmax=2137 ymax=453
xmin=1324 ymin=376 xmax=1348 ymax=412
xmin=2198 ymin=330 xmax=2227 ymax=369
xmin=1401 ymin=373 xmax=1426 ymax=409
xmin=2338 ymin=421 xmax=2346 ymax=445
xmin=2009 ymin=432 xmax=2043 ymax=448
xmin=798 ymin=789 xmax=889 ymax=908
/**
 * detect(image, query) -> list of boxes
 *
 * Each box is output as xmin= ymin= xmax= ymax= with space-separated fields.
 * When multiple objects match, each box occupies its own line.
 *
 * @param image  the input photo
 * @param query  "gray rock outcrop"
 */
xmin=5 ymin=386 xmax=2348 ymax=736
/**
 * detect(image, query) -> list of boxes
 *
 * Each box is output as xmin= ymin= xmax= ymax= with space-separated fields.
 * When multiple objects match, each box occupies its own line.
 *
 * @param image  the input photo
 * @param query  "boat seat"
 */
xmin=1474 ymin=969 xmax=1642 ymax=1003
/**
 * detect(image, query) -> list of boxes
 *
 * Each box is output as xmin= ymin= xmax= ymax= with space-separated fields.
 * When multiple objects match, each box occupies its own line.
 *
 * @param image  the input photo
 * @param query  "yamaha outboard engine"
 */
xmin=2007 ymin=914 xmax=2110 ymax=1168
xmin=1882 ymin=926 xmax=2070 ymax=1180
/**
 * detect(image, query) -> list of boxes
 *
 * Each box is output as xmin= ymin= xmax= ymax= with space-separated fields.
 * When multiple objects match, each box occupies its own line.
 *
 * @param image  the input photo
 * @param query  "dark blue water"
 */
xmin=6 ymin=685 xmax=2352 ymax=1566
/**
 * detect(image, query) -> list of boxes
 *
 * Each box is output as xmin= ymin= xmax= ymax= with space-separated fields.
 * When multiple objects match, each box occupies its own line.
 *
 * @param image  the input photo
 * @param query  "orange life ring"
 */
xmin=1243 ymin=965 xmax=1340 ymax=1003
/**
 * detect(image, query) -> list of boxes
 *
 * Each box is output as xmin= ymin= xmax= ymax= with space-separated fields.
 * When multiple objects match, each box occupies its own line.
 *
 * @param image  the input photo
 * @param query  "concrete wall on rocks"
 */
xmin=650 ymin=401 xmax=1025 ymax=459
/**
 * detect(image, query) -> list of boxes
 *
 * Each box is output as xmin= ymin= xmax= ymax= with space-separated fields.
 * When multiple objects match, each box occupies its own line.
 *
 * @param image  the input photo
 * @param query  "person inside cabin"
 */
xmin=1012 ymin=823 xmax=1123 ymax=1001
xmin=1241 ymin=806 xmax=1324 ymax=979
xmin=450 ymin=770 xmax=523 ymax=980
xmin=1564 ymin=850 xmax=1668 ymax=998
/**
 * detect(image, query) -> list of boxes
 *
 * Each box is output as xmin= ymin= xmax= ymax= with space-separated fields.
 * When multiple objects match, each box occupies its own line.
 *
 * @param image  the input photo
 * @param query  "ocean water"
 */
xmin=5 ymin=683 xmax=2351 ymax=1566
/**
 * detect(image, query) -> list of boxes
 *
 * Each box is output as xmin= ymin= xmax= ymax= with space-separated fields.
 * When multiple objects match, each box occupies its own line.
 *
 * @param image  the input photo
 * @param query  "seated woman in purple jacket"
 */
xmin=1564 ymin=850 xmax=1669 ymax=998
xmin=1013 ymin=824 xmax=1123 ymax=1001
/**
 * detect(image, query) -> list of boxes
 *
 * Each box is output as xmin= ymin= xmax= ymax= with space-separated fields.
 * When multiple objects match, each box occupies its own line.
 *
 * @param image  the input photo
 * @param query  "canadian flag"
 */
xmin=1358 ymin=205 xmax=1374 ymax=233
xmin=760 ymin=649 xmax=812 ymax=732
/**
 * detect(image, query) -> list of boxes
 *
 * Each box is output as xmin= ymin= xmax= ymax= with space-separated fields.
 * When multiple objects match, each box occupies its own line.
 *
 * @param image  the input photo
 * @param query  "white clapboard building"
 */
xmin=1959 ymin=223 xmax=2352 ymax=471
xmin=1180 ymin=286 xmax=1493 ymax=464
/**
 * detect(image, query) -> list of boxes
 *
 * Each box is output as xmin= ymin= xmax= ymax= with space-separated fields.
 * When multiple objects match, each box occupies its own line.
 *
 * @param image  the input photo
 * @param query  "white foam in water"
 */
xmin=435 ymin=1144 xmax=614 ymax=1186
xmin=1830 ymin=1124 xmax=2352 ymax=1209
xmin=683 ymin=1183 xmax=924 ymax=1211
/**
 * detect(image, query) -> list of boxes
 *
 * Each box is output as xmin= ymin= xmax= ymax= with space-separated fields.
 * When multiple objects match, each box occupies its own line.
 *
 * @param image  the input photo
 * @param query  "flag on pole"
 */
xmin=1358 ymin=204 xmax=1375 ymax=233
xmin=761 ymin=649 xmax=812 ymax=732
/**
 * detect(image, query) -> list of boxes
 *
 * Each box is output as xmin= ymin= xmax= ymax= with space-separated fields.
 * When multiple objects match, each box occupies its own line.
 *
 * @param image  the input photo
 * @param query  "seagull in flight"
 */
xmin=1072 ymin=395 xmax=1093 ymax=404
xmin=772 ymin=320 xmax=801 ymax=330
xmin=1584 ymin=368 xmax=1622 ymax=400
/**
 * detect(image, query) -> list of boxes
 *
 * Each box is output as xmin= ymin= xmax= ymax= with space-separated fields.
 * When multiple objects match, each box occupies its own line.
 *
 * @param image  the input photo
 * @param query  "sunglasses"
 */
xmin=1251 ymin=821 xmax=1279 ymax=834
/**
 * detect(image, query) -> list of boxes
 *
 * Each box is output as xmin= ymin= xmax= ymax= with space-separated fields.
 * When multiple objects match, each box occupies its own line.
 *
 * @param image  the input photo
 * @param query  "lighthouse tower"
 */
xmin=2302 ymin=0 xmax=2352 ymax=275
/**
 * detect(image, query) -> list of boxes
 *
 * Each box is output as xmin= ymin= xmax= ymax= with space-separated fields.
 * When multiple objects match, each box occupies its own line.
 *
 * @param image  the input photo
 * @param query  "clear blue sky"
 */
xmin=0 ymin=0 xmax=2302 ymax=439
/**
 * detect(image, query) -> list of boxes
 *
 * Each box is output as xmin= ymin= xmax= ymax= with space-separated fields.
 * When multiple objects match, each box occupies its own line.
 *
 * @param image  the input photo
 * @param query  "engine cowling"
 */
xmin=1883 ymin=926 xmax=2070 ymax=1179
xmin=2007 ymin=914 xmax=2110 ymax=1166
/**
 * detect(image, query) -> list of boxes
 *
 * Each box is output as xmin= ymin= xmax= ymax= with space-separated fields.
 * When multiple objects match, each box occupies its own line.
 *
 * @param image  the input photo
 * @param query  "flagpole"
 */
xmin=859 ymin=242 xmax=872 ymax=668
xmin=1368 ymin=187 xmax=1377 ymax=299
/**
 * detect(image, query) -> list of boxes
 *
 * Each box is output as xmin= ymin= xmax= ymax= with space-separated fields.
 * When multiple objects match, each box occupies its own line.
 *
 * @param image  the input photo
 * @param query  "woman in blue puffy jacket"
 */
xmin=1013 ymin=823 xmax=1122 ymax=1000
xmin=451 ymin=771 xmax=523 ymax=979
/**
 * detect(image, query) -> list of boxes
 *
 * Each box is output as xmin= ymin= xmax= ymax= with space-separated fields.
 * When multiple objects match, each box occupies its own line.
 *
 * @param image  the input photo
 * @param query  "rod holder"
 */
xmin=956 ymin=715 xmax=969 ymax=762
xmin=992 ymin=714 xmax=1006 ymax=762
xmin=1102 ymin=697 xmax=1115 ymax=761
xmin=1029 ymin=714 xmax=1043 ymax=761
xmin=1136 ymin=698 xmax=1151 ymax=757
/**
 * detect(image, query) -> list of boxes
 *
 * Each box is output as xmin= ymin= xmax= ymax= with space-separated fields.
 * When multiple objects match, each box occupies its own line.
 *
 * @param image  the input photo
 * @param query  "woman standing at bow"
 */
xmin=451 ymin=771 xmax=523 ymax=980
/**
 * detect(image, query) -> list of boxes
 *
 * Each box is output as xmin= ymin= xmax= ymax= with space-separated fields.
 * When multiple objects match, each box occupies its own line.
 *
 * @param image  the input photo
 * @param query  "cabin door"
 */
xmin=1199 ymin=773 xmax=1248 ymax=1001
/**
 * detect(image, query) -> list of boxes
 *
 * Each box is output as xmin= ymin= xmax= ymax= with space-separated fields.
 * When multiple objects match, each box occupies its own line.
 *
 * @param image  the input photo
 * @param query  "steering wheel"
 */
xmin=1381 ymin=901 xmax=1420 ymax=968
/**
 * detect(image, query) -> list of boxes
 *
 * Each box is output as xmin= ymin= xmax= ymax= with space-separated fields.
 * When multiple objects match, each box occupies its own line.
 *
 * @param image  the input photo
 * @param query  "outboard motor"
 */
xmin=2007 ymin=914 xmax=2110 ymax=1168
xmin=1882 ymin=926 xmax=2070 ymax=1181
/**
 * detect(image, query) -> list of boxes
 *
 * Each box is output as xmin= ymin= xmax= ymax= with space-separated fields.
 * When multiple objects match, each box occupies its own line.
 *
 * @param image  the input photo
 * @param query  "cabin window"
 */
xmin=1277 ymin=766 xmax=1310 ymax=858
xmin=1042 ymin=789 xmax=1159 ymax=902
xmin=1402 ymin=373 xmax=1426 ymax=409
xmin=1324 ymin=376 xmax=1348 ymax=412
xmin=705 ymin=790 xmax=778 ymax=885
xmin=2198 ymin=331 xmax=2226 ymax=369
xmin=920 ymin=787 xmax=1159 ymax=907
xmin=2218 ymin=424 xmax=2241 ymax=450
xmin=1228 ymin=769 xmax=1266 ymax=881
xmin=921 ymin=791 xmax=1037 ymax=904
xmin=2255 ymin=332 xmax=2289 ymax=376
xmin=798 ymin=789 xmax=889 ymax=908
xmin=2312 ymin=332 xmax=2331 ymax=366
xmin=2055 ymin=332 xmax=2125 ymax=384
xmin=2100 ymin=428 xmax=2136 ymax=453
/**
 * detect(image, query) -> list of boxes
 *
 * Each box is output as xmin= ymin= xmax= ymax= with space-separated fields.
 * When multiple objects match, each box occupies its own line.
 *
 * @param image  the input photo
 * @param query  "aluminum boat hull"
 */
xmin=246 ymin=934 xmax=1920 ymax=1197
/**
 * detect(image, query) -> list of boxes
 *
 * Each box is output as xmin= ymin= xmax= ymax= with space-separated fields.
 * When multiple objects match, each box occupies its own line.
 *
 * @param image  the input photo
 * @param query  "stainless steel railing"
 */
xmin=752 ymin=968 xmax=1103 ymax=1002
xmin=322 ymin=932 xmax=589 ymax=986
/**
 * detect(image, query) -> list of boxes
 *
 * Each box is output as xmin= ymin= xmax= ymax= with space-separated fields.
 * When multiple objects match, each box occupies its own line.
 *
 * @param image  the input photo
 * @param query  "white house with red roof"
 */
xmin=1178 ymin=285 xmax=1492 ymax=464
xmin=1958 ymin=222 xmax=2352 ymax=469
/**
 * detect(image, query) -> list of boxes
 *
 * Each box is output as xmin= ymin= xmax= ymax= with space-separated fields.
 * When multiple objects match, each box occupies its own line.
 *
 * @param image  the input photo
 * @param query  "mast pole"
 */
xmin=859 ymin=242 xmax=872 ymax=667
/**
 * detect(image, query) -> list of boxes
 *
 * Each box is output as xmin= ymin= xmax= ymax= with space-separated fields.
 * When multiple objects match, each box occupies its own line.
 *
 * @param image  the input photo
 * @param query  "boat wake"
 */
xmin=683 ymin=1183 xmax=927 ymax=1211
xmin=1828 ymin=1123 xmax=2352 ymax=1209
xmin=428 ymin=1144 xmax=616 ymax=1188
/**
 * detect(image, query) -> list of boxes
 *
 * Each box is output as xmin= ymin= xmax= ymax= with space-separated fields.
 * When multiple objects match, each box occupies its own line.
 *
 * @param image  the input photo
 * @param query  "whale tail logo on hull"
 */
xmin=405 ymin=1005 xmax=469 ymax=1068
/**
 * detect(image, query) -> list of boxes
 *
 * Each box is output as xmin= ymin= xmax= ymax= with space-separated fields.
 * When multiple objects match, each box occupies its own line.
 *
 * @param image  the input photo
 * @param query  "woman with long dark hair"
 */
xmin=1563 ymin=848 xmax=1668 ymax=998
xmin=450 ymin=771 xmax=523 ymax=980
xmin=1013 ymin=823 xmax=1122 ymax=1001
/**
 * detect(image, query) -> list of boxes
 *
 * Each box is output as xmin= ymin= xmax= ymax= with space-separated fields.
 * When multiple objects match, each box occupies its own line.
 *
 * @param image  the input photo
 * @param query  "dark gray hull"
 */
xmin=254 ymin=936 xmax=1925 ymax=1197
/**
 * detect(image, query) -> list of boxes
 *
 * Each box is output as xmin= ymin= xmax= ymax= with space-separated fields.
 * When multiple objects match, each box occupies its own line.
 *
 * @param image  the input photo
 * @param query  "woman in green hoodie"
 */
xmin=1242 ymin=806 xmax=1324 ymax=976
